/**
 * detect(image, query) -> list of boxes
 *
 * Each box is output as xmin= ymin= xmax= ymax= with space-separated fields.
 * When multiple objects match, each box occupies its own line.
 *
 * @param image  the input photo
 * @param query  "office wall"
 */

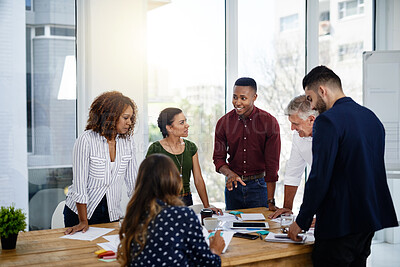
xmin=0 ymin=0 xmax=29 ymax=219
xmin=374 ymin=0 xmax=400 ymax=243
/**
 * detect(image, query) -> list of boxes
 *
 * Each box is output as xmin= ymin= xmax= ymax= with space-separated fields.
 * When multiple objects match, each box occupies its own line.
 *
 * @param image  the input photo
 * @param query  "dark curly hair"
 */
xmin=157 ymin=108 xmax=182 ymax=138
xmin=85 ymin=91 xmax=137 ymax=140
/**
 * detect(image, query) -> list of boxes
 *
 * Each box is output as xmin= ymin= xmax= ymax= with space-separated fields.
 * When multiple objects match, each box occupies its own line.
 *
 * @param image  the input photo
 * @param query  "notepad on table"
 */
xmin=240 ymin=213 xmax=266 ymax=221
xmin=264 ymin=233 xmax=307 ymax=244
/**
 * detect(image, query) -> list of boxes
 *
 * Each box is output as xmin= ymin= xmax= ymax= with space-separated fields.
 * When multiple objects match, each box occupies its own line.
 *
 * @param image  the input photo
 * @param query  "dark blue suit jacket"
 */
xmin=296 ymin=97 xmax=398 ymax=239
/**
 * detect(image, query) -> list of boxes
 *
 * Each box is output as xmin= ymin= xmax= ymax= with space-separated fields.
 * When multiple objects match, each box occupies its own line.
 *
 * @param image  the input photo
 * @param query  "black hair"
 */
xmin=157 ymin=107 xmax=183 ymax=138
xmin=234 ymin=77 xmax=257 ymax=93
xmin=302 ymin=65 xmax=342 ymax=92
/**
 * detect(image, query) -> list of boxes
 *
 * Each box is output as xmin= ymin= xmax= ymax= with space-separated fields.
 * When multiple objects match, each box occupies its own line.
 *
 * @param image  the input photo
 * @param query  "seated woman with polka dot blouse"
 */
xmin=118 ymin=154 xmax=225 ymax=266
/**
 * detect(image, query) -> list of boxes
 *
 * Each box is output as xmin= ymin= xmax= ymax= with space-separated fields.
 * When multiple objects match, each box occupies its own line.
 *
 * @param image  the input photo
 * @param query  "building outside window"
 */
xmin=147 ymin=0 xmax=225 ymax=205
xmin=280 ymin=14 xmax=299 ymax=32
xmin=338 ymin=0 xmax=365 ymax=19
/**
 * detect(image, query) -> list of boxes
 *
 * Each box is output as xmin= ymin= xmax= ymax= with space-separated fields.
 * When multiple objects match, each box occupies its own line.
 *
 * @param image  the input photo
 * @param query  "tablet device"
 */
xmin=230 ymin=222 xmax=269 ymax=229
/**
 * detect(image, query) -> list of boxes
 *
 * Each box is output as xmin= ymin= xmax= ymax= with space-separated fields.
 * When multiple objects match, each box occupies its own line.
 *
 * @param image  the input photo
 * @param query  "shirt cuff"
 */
xmin=283 ymin=176 xmax=302 ymax=186
xmin=69 ymin=191 xmax=88 ymax=204
xmin=264 ymin=174 xmax=279 ymax=182
xmin=214 ymin=161 xmax=227 ymax=173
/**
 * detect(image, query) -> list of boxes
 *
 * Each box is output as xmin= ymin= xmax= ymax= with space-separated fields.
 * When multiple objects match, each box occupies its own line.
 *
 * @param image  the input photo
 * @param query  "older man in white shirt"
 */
xmin=269 ymin=95 xmax=317 ymax=219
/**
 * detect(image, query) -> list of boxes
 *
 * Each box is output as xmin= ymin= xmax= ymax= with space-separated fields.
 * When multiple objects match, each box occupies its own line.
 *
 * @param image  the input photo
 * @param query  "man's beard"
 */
xmin=315 ymin=94 xmax=327 ymax=114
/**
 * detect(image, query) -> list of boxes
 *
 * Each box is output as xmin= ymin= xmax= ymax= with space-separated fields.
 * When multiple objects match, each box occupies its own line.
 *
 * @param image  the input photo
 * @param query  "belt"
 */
xmin=241 ymin=172 xmax=265 ymax=182
xmin=180 ymin=192 xmax=192 ymax=197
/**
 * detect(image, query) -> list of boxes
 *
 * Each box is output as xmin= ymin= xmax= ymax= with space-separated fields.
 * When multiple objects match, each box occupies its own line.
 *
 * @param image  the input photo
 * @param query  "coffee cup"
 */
xmin=200 ymin=208 xmax=213 ymax=225
xmin=203 ymin=217 xmax=221 ymax=231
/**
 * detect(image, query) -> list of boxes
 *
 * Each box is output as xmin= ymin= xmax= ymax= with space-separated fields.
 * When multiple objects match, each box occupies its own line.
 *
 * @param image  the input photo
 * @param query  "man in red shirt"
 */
xmin=213 ymin=77 xmax=281 ymax=210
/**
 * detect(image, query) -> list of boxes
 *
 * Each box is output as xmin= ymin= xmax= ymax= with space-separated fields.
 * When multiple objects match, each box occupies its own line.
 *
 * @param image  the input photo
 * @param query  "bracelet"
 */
xmin=267 ymin=198 xmax=275 ymax=205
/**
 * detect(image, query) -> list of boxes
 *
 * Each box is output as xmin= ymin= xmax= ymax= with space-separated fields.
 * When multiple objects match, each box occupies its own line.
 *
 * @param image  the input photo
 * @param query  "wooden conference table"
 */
xmin=0 ymin=207 xmax=313 ymax=266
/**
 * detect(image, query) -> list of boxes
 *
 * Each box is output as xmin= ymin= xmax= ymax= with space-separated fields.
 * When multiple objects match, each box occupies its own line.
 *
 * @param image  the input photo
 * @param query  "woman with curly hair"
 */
xmin=118 ymin=154 xmax=224 ymax=266
xmin=64 ymin=91 xmax=138 ymax=234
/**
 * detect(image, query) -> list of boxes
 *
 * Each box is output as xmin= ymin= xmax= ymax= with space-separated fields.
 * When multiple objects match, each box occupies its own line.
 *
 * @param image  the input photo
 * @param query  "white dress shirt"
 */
xmin=66 ymin=130 xmax=137 ymax=221
xmin=284 ymin=133 xmax=312 ymax=187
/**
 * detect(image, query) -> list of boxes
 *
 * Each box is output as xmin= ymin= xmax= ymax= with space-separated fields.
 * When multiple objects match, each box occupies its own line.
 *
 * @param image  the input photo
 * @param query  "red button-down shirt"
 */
xmin=213 ymin=106 xmax=280 ymax=182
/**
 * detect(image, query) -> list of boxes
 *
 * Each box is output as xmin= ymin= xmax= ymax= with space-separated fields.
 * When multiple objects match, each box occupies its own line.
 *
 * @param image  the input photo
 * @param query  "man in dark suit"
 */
xmin=288 ymin=66 xmax=398 ymax=266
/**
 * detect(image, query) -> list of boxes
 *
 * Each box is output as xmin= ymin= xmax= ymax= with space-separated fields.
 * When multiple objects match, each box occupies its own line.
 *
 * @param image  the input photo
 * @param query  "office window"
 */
xmin=338 ymin=42 xmax=364 ymax=61
xmin=238 ymin=0 xmax=306 ymax=211
xmin=26 ymin=0 xmax=76 ymax=230
xmin=338 ymin=0 xmax=365 ymax=19
xmin=280 ymin=14 xmax=299 ymax=32
xmin=50 ymin=27 xmax=75 ymax=37
xmin=26 ymin=0 xmax=32 ymax=11
xmin=35 ymin=27 xmax=44 ymax=36
xmin=147 ymin=0 xmax=225 ymax=205
xmin=320 ymin=0 xmax=372 ymax=104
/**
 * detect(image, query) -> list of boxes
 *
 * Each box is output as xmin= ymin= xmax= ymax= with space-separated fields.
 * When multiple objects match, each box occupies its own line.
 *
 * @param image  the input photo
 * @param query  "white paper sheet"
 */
xmin=202 ymin=227 xmax=234 ymax=254
xmin=97 ymin=241 xmax=118 ymax=252
xmin=97 ymin=234 xmax=121 ymax=252
xmin=240 ymin=213 xmax=266 ymax=221
xmin=103 ymin=234 xmax=120 ymax=244
xmin=60 ymin=227 xmax=114 ymax=241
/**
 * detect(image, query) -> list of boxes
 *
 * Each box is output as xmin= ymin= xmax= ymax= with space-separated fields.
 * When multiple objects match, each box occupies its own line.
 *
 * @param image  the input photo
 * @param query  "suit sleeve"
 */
xmin=296 ymin=115 xmax=339 ymax=231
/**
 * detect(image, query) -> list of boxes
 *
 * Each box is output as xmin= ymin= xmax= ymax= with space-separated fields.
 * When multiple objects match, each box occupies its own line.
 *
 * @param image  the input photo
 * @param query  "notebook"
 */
xmin=264 ymin=233 xmax=307 ymax=244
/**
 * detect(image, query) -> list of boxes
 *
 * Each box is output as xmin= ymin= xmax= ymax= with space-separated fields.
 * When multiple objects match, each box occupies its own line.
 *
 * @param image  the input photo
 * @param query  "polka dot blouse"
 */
xmin=129 ymin=201 xmax=221 ymax=266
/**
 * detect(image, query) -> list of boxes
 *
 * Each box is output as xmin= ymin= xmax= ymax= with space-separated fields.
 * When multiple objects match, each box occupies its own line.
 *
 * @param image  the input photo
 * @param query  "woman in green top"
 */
xmin=146 ymin=108 xmax=222 ymax=214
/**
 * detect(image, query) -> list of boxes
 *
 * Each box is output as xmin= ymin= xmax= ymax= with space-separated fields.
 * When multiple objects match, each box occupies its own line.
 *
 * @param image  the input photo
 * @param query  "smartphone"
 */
xmin=233 ymin=233 xmax=259 ymax=240
xmin=231 ymin=222 xmax=269 ymax=229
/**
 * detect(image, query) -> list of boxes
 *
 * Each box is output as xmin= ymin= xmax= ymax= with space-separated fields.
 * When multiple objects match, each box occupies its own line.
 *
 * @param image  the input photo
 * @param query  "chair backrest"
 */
xmin=29 ymin=188 xmax=66 ymax=230
xmin=51 ymin=200 xmax=66 ymax=229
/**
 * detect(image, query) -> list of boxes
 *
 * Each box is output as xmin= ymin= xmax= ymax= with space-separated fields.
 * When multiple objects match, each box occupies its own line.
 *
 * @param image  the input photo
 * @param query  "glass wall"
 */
xmin=319 ymin=0 xmax=372 ymax=104
xmin=147 ymin=0 xmax=225 ymax=205
xmin=1 ymin=0 xmax=76 ymax=230
xmin=237 ymin=0 xmax=306 ymax=211
xmin=27 ymin=0 xmax=76 ymax=230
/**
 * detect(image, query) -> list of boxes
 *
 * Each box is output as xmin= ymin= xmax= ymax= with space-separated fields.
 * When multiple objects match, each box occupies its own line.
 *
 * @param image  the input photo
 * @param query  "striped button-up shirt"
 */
xmin=66 ymin=130 xmax=137 ymax=221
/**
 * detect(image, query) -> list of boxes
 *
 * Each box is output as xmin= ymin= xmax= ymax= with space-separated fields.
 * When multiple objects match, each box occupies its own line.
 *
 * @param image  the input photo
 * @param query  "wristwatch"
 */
xmin=267 ymin=198 xmax=275 ymax=206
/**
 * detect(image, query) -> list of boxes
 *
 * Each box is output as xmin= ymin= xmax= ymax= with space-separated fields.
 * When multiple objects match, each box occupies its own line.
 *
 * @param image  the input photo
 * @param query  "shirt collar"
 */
xmin=235 ymin=106 xmax=258 ymax=121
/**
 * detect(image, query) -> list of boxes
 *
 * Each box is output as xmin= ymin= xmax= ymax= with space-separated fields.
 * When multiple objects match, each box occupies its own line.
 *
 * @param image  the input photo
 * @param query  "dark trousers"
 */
xmin=63 ymin=196 xmax=112 ymax=227
xmin=312 ymin=231 xmax=375 ymax=267
xmin=225 ymin=178 xmax=267 ymax=210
